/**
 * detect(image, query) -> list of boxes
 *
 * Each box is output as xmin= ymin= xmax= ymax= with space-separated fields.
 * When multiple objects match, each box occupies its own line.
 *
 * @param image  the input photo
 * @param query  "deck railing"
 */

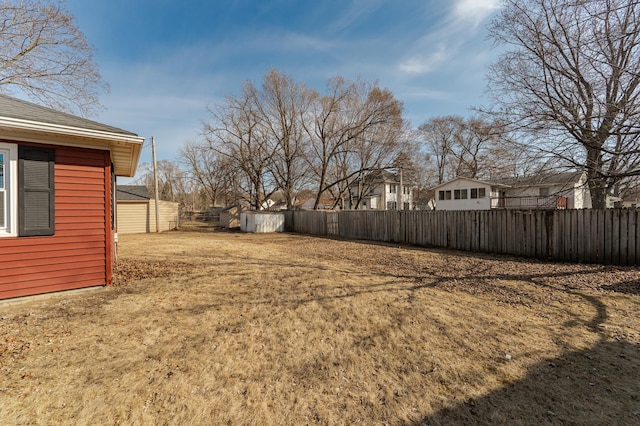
xmin=490 ymin=195 xmax=567 ymax=209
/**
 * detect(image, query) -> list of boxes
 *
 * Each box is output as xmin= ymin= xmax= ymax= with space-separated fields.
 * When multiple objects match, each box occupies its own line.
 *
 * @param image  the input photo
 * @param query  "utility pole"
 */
xmin=152 ymin=136 xmax=160 ymax=233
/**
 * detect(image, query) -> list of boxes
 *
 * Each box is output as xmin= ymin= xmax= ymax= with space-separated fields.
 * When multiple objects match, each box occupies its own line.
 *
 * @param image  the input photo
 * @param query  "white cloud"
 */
xmin=328 ymin=0 xmax=387 ymax=33
xmin=453 ymin=0 xmax=502 ymax=28
xmin=398 ymin=44 xmax=450 ymax=75
xmin=395 ymin=1 xmax=502 ymax=77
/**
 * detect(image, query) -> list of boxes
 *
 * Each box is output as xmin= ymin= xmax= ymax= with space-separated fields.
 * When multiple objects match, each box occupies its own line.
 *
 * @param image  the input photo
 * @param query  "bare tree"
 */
xmin=255 ymin=69 xmax=313 ymax=209
xmin=180 ymin=141 xmax=238 ymax=209
xmin=0 ymin=0 xmax=107 ymax=116
xmin=203 ymin=81 xmax=275 ymax=210
xmin=487 ymin=0 xmax=640 ymax=208
xmin=418 ymin=116 xmax=459 ymax=184
xmin=135 ymin=160 xmax=190 ymax=207
xmin=303 ymin=77 xmax=406 ymax=209
xmin=418 ymin=115 xmax=518 ymax=182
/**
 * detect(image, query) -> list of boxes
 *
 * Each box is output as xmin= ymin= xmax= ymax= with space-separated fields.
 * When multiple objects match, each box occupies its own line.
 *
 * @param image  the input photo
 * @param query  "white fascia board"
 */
xmin=0 ymin=116 xmax=144 ymax=145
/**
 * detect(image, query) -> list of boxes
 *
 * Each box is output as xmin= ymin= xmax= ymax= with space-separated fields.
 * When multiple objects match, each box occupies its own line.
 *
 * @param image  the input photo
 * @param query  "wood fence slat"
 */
xmin=535 ymin=211 xmax=543 ymax=258
xmin=604 ymin=210 xmax=613 ymax=264
xmin=576 ymin=210 xmax=584 ymax=262
xmin=629 ymin=210 xmax=637 ymax=265
xmin=586 ymin=209 xmax=593 ymax=262
xmin=611 ymin=209 xmax=621 ymax=265
xmin=619 ymin=210 xmax=629 ymax=265
xmin=570 ymin=210 xmax=577 ymax=261
xmin=564 ymin=210 xmax=571 ymax=261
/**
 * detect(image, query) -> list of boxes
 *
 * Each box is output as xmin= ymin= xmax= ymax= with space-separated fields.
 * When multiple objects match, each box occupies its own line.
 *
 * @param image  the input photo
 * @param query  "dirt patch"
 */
xmin=1 ymin=232 xmax=639 ymax=424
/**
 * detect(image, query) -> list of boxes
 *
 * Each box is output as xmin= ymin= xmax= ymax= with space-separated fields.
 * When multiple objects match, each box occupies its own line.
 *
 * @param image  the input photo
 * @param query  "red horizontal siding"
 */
xmin=0 ymin=143 xmax=110 ymax=299
xmin=0 ymin=234 xmax=105 ymax=248
xmin=2 ymin=246 xmax=106 ymax=260
xmin=2 ymin=265 xmax=106 ymax=284
xmin=0 ymin=256 xmax=105 ymax=272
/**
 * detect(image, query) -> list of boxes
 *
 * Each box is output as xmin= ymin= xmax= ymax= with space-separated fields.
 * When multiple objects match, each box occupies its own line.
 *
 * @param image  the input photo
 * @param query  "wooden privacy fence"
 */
xmin=283 ymin=209 xmax=640 ymax=265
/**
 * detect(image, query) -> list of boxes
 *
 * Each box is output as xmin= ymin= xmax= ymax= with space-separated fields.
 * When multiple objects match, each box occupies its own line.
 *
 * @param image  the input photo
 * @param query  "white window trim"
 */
xmin=0 ymin=142 xmax=18 ymax=237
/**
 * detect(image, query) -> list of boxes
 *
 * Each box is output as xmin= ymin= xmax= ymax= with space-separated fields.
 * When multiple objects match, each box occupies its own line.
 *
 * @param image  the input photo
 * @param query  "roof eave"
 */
xmin=0 ymin=116 xmax=144 ymax=177
xmin=430 ymin=177 xmax=511 ymax=191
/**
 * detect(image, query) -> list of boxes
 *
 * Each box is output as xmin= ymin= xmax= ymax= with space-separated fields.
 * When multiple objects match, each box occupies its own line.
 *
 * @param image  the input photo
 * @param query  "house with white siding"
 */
xmin=345 ymin=170 xmax=413 ymax=210
xmin=432 ymin=172 xmax=592 ymax=210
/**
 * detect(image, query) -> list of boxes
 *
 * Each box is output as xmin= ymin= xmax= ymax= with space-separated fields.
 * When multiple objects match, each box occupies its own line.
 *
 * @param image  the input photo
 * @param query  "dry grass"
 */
xmin=1 ymin=231 xmax=639 ymax=425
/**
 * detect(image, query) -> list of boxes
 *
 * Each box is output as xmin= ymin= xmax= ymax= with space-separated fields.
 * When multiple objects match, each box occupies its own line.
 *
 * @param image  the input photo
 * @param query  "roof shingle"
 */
xmin=116 ymin=185 xmax=150 ymax=201
xmin=0 ymin=94 xmax=137 ymax=136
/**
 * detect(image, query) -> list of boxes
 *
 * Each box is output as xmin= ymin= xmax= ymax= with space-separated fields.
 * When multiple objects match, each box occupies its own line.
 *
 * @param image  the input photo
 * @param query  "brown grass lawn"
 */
xmin=1 ymin=231 xmax=640 ymax=425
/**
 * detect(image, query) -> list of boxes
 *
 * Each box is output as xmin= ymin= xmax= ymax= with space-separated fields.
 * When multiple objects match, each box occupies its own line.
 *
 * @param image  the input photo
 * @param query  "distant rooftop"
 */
xmin=116 ymin=185 xmax=149 ymax=201
xmin=497 ymin=171 xmax=585 ymax=187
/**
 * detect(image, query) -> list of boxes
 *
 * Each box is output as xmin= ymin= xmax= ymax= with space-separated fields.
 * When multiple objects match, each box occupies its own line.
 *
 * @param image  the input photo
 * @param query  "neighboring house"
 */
xmin=262 ymin=191 xmax=339 ymax=211
xmin=0 ymin=94 xmax=144 ymax=300
xmin=295 ymin=195 xmax=338 ymax=210
xmin=116 ymin=185 xmax=179 ymax=234
xmin=432 ymin=177 xmax=508 ymax=211
xmin=345 ymin=170 xmax=413 ymax=210
xmin=498 ymin=171 xmax=591 ymax=209
xmin=432 ymin=171 xmax=592 ymax=211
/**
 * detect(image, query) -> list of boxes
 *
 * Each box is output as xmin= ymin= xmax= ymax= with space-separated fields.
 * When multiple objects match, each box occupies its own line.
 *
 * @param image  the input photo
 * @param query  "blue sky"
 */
xmin=65 ymin=0 xmax=502 ymax=178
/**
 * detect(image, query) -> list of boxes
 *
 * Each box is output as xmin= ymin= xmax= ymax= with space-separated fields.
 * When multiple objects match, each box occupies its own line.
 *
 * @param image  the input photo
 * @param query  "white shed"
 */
xmin=240 ymin=211 xmax=285 ymax=233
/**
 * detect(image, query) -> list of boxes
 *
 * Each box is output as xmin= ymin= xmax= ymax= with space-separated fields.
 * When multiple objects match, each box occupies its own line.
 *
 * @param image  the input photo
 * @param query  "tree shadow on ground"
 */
xmin=405 ymin=337 xmax=640 ymax=425
xmin=401 ymin=290 xmax=640 ymax=425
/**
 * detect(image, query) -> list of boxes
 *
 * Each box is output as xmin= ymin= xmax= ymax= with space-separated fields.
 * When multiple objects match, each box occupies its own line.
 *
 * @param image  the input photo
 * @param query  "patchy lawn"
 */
xmin=1 ymin=231 xmax=639 ymax=425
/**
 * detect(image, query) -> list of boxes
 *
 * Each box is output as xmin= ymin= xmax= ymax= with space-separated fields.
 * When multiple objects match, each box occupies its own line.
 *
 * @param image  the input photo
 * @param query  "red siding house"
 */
xmin=0 ymin=95 xmax=144 ymax=300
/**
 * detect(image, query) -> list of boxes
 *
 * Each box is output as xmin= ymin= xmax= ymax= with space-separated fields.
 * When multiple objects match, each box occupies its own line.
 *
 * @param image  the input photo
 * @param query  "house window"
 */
xmin=390 ymin=184 xmax=397 ymax=194
xmin=470 ymin=188 xmax=486 ymax=199
xmin=454 ymin=189 xmax=468 ymax=200
xmin=439 ymin=190 xmax=445 ymax=200
xmin=444 ymin=190 xmax=452 ymax=200
xmin=0 ymin=143 xmax=17 ymax=236
xmin=387 ymin=201 xmax=397 ymax=210
xmin=0 ymin=151 xmax=6 ymax=230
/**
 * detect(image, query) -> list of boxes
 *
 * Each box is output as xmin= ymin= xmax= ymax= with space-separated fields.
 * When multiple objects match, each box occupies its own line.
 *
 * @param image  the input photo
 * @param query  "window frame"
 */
xmin=0 ymin=143 xmax=18 ymax=237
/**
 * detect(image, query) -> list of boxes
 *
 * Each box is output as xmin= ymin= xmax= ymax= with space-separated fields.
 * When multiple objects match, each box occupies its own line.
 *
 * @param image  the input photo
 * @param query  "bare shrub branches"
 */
xmin=0 ymin=0 xmax=107 ymax=116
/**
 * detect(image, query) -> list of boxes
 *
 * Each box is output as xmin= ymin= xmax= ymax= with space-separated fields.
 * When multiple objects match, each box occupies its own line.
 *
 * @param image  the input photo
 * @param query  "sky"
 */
xmin=65 ymin=0 xmax=503 ymax=180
